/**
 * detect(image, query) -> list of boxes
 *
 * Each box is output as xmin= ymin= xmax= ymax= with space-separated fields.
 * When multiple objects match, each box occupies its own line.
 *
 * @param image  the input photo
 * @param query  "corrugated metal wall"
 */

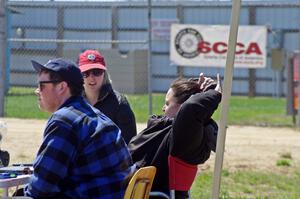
xmin=6 ymin=1 xmax=300 ymax=96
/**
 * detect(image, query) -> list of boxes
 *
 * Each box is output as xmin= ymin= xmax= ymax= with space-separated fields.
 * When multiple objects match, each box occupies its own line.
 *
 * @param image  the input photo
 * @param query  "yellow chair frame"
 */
xmin=124 ymin=166 xmax=156 ymax=199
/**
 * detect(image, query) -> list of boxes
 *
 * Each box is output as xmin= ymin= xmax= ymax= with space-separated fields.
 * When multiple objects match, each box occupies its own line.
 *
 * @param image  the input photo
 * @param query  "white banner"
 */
xmin=170 ymin=24 xmax=267 ymax=68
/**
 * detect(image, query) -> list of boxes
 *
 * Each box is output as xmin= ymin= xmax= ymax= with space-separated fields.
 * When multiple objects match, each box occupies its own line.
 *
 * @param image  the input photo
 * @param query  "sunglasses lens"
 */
xmin=92 ymin=70 xmax=103 ymax=76
xmin=83 ymin=69 xmax=103 ymax=78
xmin=38 ymin=83 xmax=44 ymax=91
xmin=82 ymin=72 xmax=89 ymax=78
xmin=37 ymin=80 xmax=62 ymax=91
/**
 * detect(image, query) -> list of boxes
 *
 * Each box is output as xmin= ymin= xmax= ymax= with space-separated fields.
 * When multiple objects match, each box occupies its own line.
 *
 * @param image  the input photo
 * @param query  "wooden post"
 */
xmin=211 ymin=1 xmax=241 ymax=198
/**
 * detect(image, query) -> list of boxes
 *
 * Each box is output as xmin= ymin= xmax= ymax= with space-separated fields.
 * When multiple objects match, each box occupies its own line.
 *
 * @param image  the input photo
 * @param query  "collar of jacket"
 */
xmin=58 ymin=95 xmax=84 ymax=110
xmin=82 ymin=83 xmax=113 ymax=103
xmin=147 ymin=115 xmax=174 ymax=127
xmin=97 ymin=83 xmax=113 ymax=102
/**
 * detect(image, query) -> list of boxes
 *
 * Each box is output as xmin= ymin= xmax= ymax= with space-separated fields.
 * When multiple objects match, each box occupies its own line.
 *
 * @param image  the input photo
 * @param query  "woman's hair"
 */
xmin=102 ymin=70 xmax=112 ymax=86
xmin=170 ymin=78 xmax=201 ymax=104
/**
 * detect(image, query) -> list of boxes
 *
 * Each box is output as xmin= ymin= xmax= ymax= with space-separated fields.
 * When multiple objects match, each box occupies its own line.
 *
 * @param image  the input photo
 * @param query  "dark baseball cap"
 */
xmin=31 ymin=58 xmax=83 ymax=88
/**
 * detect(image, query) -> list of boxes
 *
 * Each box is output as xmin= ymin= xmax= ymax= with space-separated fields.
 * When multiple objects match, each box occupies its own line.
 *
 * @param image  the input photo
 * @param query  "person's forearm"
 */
xmin=170 ymin=90 xmax=221 ymax=163
xmin=175 ymin=89 xmax=221 ymax=124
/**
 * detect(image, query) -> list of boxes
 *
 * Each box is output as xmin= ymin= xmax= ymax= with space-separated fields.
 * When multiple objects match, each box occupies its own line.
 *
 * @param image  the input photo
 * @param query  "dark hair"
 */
xmin=39 ymin=68 xmax=83 ymax=96
xmin=170 ymin=78 xmax=201 ymax=104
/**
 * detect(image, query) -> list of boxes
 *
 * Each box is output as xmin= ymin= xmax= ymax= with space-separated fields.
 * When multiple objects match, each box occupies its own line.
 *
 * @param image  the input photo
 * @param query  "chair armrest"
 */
xmin=149 ymin=191 xmax=170 ymax=199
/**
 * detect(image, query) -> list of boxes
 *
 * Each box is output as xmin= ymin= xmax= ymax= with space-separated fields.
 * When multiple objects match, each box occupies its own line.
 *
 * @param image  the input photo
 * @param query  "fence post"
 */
xmin=295 ymin=52 xmax=300 ymax=126
xmin=57 ymin=5 xmax=64 ymax=57
xmin=248 ymin=6 xmax=256 ymax=97
xmin=147 ymin=0 xmax=152 ymax=115
xmin=286 ymin=53 xmax=295 ymax=125
xmin=176 ymin=4 xmax=184 ymax=78
xmin=0 ymin=0 xmax=7 ymax=117
xmin=111 ymin=6 xmax=118 ymax=49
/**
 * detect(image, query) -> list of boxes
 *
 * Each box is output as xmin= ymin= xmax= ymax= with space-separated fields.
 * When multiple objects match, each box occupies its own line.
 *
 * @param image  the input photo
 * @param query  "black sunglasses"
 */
xmin=38 ymin=80 xmax=62 ymax=91
xmin=82 ymin=69 xmax=104 ymax=78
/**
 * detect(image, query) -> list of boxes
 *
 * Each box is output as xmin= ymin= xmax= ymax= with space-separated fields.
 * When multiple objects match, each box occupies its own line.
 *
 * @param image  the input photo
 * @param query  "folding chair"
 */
xmin=150 ymin=155 xmax=198 ymax=199
xmin=124 ymin=166 xmax=156 ymax=199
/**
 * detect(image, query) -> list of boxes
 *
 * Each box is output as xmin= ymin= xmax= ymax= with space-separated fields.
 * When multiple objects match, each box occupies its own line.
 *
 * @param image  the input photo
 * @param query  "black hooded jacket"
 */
xmin=92 ymin=83 xmax=137 ymax=144
xmin=128 ymin=89 xmax=221 ymax=193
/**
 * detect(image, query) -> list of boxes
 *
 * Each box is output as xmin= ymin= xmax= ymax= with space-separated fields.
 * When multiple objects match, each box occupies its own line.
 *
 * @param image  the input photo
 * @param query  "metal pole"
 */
xmin=57 ymin=6 xmax=64 ymax=57
xmin=211 ymin=1 xmax=241 ymax=198
xmin=111 ymin=6 xmax=118 ymax=49
xmin=0 ymin=0 xmax=7 ymax=117
xmin=8 ymin=38 xmax=147 ymax=44
xmin=5 ymin=2 xmax=10 ymax=93
xmin=248 ymin=6 xmax=256 ymax=97
xmin=176 ymin=4 xmax=184 ymax=78
xmin=147 ymin=0 xmax=152 ymax=115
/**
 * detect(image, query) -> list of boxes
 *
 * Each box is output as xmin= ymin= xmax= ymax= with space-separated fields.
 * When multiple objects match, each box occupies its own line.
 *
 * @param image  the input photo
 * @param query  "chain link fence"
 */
xmin=7 ymin=2 xmax=150 ymax=93
xmin=5 ymin=1 xmax=300 ymax=94
xmin=2 ymin=0 xmax=300 ymax=125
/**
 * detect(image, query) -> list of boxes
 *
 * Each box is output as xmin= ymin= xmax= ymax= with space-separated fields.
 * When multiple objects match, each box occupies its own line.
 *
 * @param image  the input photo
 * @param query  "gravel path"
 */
xmin=1 ymin=118 xmax=300 ymax=172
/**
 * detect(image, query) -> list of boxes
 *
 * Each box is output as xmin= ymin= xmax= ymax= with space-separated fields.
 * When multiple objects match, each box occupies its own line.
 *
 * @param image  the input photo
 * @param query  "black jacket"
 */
xmin=92 ymin=83 xmax=137 ymax=144
xmin=128 ymin=89 xmax=221 ymax=193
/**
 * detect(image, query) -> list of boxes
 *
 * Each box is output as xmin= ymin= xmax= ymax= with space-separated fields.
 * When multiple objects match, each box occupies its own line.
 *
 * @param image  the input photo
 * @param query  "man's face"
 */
xmin=162 ymin=88 xmax=181 ymax=118
xmin=35 ymin=72 xmax=62 ymax=113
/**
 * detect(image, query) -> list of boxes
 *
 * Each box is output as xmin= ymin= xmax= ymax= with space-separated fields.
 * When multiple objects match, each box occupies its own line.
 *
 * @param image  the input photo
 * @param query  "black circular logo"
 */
xmin=175 ymin=28 xmax=203 ymax=58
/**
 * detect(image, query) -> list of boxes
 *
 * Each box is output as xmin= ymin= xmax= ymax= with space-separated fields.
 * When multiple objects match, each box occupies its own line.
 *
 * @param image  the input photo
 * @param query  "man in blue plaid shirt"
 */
xmin=18 ymin=58 xmax=135 ymax=198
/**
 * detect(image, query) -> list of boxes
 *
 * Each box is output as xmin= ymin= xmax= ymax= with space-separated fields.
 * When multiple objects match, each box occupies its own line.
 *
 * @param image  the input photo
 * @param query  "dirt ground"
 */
xmin=1 ymin=117 xmax=300 ymax=172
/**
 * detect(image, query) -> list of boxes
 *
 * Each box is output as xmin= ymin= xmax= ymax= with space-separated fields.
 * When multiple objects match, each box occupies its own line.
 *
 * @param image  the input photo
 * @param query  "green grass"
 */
xmin=130 ymin=94 xmax=294 ymax=126
xmin=5 ymin=87 xmax=294 ymax=126
xmin=5 ymin=87 xmax=51 ymax=119
xmin=3 ymin=87 xmax=300 ymax=197
xmin=276 ymin=159 xmax=292 ymax=167
xmin=220 ymin=96 xmax=293 ymax=127
xmin=191 ymin=168 xmax=300 ymax=199
xmin=125 ymin=93 xmax=165 ymax=122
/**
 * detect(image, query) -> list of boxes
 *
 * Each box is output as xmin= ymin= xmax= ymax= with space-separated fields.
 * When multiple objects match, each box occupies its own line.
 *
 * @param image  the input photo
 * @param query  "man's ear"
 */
xmin=58 ymin=81 xmax=68 ymax=94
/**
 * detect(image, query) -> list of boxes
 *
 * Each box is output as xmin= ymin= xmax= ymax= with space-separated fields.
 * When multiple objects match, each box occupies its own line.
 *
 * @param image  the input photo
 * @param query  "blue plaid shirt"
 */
xmin=24 ymin=96 xmax=135 ymax=199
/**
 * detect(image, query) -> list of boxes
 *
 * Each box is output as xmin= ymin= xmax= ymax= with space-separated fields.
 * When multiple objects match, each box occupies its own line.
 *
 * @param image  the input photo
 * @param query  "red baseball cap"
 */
xmin=78 ymin=50 xmax=107 ymax=72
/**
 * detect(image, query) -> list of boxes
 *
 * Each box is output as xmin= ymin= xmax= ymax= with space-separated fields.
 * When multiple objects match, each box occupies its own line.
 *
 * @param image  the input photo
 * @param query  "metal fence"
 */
xmin=4 ymin=1 xmax=300 ymax=96
xmin=4 ymin=1 xmax=300 ymax=97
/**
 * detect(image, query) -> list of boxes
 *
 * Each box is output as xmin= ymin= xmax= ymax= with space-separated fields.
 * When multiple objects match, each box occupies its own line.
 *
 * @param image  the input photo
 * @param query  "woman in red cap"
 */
xmin=78 ymin=49 xmax=137 ymax=144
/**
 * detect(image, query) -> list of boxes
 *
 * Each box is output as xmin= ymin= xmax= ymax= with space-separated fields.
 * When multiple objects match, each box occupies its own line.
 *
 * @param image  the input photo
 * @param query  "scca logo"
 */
xmin=175 ymin=28 xmax=203 ymax=58
xmin=198 ymin=41 xmax=262 ymax=55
